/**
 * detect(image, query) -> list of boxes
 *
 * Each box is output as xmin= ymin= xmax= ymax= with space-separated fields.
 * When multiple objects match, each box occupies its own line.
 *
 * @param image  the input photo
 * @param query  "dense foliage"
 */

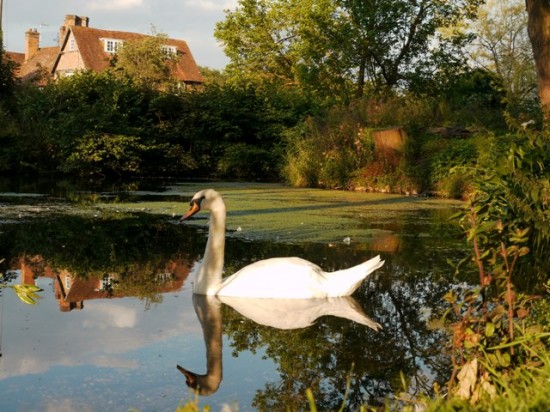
xmin=0 ymin=70 xmax=311 ymax=179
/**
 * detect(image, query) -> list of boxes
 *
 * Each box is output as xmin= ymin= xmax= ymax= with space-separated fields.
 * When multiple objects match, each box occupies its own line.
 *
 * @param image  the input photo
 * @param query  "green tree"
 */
xmin=198 ymin=66 xmax=228 ymax=86
xmin=110 ymin=32 xmax=179 ymax=90
xmin=215 ymin=0 xmax=483 ymax=100
xmin=470 ymin=0 xmax=538 ymax=119
xmin=338 ymin=0 xmax=482 ymax=95
xmin=0 ymin=34 xmax=17 ymax=99
xmin=12 ymin=71 xmax=149 ymax=172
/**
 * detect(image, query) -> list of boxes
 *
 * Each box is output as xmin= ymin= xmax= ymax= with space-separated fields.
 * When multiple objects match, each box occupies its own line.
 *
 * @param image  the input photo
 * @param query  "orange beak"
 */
xmin=180 ymin=201 xmax=201 ymax=221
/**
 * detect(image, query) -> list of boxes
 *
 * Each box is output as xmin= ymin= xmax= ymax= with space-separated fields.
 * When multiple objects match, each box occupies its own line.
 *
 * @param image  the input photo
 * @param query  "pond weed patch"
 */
xmin=95 ymin=183 xmax=463 ymax=244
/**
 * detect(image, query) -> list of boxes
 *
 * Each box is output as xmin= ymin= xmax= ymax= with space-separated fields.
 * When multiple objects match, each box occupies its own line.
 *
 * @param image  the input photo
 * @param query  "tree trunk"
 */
xmin=526 ymin=0 xmax=550 ymax=122
xmin=356 ymin=52 xmax=366 ymax=98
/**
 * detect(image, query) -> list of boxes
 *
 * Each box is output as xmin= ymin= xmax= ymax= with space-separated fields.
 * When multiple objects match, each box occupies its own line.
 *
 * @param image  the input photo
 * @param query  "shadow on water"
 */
xmin=0 ymin=182 xmax=467 ymax=410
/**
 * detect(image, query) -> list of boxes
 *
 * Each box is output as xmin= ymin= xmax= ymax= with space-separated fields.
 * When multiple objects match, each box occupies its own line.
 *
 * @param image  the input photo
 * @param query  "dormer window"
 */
xmin=103 ymin=38 xmax=123 ymax=53
xmin=162 ymin=45 xmax=177 ymax=55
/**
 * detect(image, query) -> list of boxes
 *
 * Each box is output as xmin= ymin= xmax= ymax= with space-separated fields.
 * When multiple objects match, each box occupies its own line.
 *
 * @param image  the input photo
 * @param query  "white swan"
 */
xmin=180 ymin=188 xmax=384 ymax=298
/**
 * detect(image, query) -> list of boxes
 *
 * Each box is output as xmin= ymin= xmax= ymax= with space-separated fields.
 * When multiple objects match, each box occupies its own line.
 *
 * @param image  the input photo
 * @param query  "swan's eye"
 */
xmin=190 ymin=196 xmax=205 ymax=208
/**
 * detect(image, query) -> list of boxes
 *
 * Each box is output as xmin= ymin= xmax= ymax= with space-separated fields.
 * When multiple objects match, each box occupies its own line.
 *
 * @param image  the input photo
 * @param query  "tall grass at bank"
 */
xmin=281 ymin=93 xmax=517 ymax=198
xmin=282 ymin=103 xmax=376 ymax=189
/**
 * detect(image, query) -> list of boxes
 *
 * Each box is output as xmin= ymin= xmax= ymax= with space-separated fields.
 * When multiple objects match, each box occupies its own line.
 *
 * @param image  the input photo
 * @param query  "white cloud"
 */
xmin=88 ymin=0 xmax=144 ymax=11
xmin=81 ymin=302 xmax=138 ymax=329
xmin=44 ymin=399 xmax=94 ymax=412
xmin=185 ymin=0 xmax=238 ymax=12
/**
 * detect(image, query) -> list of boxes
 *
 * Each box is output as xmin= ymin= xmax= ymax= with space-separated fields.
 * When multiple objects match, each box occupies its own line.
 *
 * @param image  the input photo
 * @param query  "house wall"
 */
xmin=55 ymin=32 xmax=87 ymax=77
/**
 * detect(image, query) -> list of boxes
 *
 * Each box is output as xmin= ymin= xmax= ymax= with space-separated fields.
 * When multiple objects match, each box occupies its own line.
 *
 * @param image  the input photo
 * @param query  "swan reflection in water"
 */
xmin=177 ymin=293 xmax=381 ymax=396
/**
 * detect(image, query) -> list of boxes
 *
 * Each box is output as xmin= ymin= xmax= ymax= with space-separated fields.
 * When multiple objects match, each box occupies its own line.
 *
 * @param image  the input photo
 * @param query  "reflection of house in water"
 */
xmin=19 ymin=255 xmax=191 ymax=312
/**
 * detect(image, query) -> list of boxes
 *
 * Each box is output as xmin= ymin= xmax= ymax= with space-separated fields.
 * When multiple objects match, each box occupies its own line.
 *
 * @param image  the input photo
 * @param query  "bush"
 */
xmin=282 ymin=106 xmax=375 ymax=188
xmin=61 ymin=132 xmax=146 ymax=177
xmin=217 ymin=143 xmax=276 ymax=179
xmin=281 ymin=127 xmax=321 ymax=187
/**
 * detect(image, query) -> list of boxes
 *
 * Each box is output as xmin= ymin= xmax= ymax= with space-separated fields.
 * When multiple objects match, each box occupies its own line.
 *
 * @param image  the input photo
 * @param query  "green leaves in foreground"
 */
xmin=0 ymin=258 xmax=43 ymax=305
xmin=442 ymin=130 xmax=549 ymax=403
xmin=9 ymin=284 xmax=43 ymax=305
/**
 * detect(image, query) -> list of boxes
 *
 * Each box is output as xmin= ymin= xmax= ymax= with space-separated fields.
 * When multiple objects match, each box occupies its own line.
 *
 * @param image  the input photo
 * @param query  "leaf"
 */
xmin=443 ymin=290 xmax=457 ymax=304
xmin=516 ymin=307 xmax=529 ymax=319
xmin=455 ymin=358 xmax=478 ymax=399
xmin=485 ymin=322 xmax=495 ymax=337
xmin=11 ymin=284 xmax=43 ymax=305
xmin=518 ymin=246 xmax=530 ymax=256
xmin=495 ymin=351 xmax=511 ymax=368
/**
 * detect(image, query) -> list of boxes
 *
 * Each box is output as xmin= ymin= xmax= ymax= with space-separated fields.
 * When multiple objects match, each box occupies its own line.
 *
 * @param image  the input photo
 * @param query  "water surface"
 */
xmin=0 ymin=181 xmax=467 ymax=411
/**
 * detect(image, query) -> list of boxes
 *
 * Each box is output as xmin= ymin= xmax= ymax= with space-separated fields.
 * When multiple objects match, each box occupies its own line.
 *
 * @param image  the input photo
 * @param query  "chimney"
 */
xmin=59 ymin=14 xmax=90 ymax=46
xmin=25 ymin=28 xmax=40 ymax=61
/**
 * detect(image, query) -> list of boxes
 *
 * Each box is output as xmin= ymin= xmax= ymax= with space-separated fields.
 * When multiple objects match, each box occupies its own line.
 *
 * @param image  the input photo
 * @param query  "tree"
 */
xmin=0 ymin=33 xmax=17 ymax=99
xmin=215 ymin=0 xmax=484 ymax=100
xmin=338 ymin=0 xmax=482 ymax=94
xmin=526 ymin=0 xmax=550 ymax=121
xmin=110 ymin=32 xmax=179 ymax=90
xmin=469 ymin=0 xmax=537 ymax=118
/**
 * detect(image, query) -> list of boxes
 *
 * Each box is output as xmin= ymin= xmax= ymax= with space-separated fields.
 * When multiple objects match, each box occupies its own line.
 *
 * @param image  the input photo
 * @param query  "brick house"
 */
xmin=6 ymin=28 xmax=60 ymax=84
xmin=7 ymin=14 xmax=204 ymax=87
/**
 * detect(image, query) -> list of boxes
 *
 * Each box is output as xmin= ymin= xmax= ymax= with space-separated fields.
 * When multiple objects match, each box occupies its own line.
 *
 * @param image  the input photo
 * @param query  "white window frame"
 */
xmin=161 ymin=45 xmax=177 ymax=56
xmin=69 ymin=38 xmax=76 ymax=51
xmin=100 ymin=275 xmax=113 ymax=291
xmin=103 ymin=38 xmax=123 ymax=54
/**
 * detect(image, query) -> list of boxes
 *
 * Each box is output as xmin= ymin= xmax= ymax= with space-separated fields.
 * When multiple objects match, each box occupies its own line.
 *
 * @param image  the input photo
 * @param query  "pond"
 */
xmin=0 ymin=180 xmax=467 ymax=411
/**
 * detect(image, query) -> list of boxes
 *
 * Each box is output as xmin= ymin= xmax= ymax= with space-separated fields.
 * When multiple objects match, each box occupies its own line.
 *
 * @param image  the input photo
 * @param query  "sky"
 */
xmin=1 ymin=0 xmax=237 ymax=69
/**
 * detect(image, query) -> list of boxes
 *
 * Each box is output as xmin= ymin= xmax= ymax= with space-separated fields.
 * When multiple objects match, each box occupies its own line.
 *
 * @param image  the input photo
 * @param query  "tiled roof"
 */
xmin=5 ymin=52 xmax=25 ymax=79
xmin=5 ymin=51 xmax=24 ymax=66
xmin=19 ymin=47 xmax=59 ymax=84
xmin=66 ymin=26 xmax=204 ymax=83
xmin=6 ymin=48 xmax=58 ymax=84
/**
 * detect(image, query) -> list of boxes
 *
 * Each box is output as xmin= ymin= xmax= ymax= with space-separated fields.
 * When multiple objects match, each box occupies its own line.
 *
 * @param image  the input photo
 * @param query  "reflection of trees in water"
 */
xmin=1 ymin=213 xmax=202 ymax=277
xmin=222 ymin=250 xmax=454 ymax=410
xmin=0 ymin=213 xmax=204 ymax=307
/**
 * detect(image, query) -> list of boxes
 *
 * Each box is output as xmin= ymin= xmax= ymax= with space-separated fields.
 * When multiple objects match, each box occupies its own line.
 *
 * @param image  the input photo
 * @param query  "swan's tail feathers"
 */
xmin=324 ymin=297 xmax=382 ymax=331
xmin=357 ymin=255 xmax=384 ymax=275
xmin=326 ymin=255 xmax=384 ymax=297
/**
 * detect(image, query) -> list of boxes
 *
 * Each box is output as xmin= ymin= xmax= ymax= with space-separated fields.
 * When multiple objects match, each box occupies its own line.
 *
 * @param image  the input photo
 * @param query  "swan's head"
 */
xmin=177 ymin=364 xmax=220 ymax=395
xmin=181 ymin=189 xmax=225 ymax=221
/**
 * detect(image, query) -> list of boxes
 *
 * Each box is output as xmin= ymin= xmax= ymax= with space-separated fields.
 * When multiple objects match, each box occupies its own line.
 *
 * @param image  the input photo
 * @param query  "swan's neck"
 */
xmin=193 ymin=202 xmax=226 ymax=295
xmin=196 ymin=295 xmax=223 ymax=394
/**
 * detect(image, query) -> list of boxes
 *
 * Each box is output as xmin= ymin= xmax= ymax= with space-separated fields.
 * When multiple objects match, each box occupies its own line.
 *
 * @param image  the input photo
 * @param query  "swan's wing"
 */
xmin=218 ymin=257 xmax=328 ymax=298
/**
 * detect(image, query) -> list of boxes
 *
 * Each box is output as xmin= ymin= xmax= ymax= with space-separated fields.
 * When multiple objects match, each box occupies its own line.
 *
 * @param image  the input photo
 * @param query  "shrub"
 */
xmin=282 ymin=124 xmax=322 ymax=187
xmin=282 ymin=107 xmax=375 ymax=188
xmin=61 ymin=132 xmax=146 ymax=177
xmin=437 ymin=128 xmax=550 ymax=408
xmin=217 ymin=143 xmax=276 ymax=179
